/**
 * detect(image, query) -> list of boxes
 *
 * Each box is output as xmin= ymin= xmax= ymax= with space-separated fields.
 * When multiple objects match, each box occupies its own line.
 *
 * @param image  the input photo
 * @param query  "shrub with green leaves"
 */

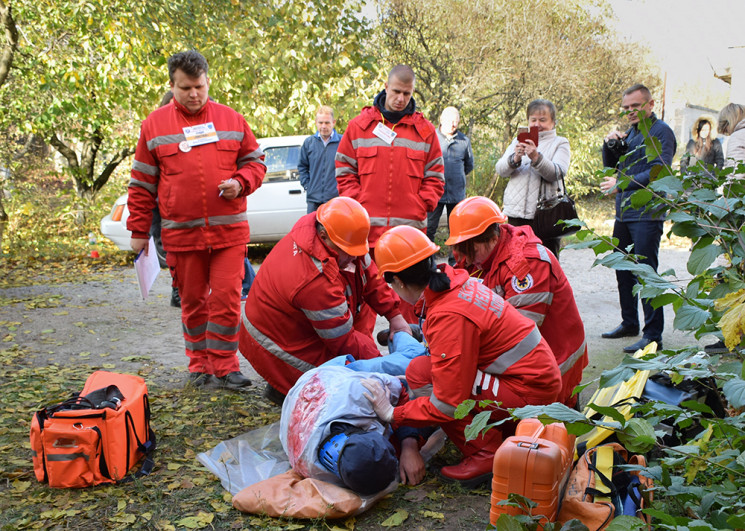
xmin=462 ymin=113 xmax=745 ymax=530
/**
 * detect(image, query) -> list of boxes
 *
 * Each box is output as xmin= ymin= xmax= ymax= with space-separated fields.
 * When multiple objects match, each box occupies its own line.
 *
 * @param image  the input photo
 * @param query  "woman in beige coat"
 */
xmin=495 ymin=99 xmax=570 ymax=257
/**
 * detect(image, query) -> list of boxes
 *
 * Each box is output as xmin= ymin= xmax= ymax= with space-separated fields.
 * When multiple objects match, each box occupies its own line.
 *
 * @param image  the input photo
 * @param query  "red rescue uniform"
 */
xmin=335 ymin=105 xmax=445 ymax=247
xmin=396 ymin=267 xmax=561 ymax=456
xmin=127 ymin=99 xmax=266 ymax=376
xmin=240 ymin=213 xmax=402 ymax=394
xmin=461 ymin=224 xmax=588 ymax=407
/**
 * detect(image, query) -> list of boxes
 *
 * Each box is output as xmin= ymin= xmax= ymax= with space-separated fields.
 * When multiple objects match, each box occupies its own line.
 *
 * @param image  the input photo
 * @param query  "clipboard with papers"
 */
xmin=134 ymin=237 xmax=161 ymax=299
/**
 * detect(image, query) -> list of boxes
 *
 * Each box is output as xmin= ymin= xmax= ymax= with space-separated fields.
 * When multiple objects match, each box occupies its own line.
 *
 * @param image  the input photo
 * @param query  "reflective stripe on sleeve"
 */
xmin=237 ymin=148 xmax=265 ymax=169
xmin=425 ymin=170 xmax=445 ymax=181
xmin=424 ymin=156 xmax=444 ymax=172
xmin=128 ymin=178 xmax=157 ymax=195
xmin=132 ymin=160 xmax=159 ymax=177
xmin=516 ymin=309 xmax=546 ymax=326
xmin=335 ymin=166 xmax=357 ymax=177
xmin=485 ymin=326 xmax=542 ymax=375
xmin=429 ymin=394 xmax=456 ymax=417
xmin=559 ymin=340 xmax=587 ymax=376
xmin=335 ymin=152 xmax=358 ymax=169
xmin=242 ymin=312 xmax=316 ymax=373
xmin=314 ymin=314 xmax=354 ymax=339
xmin=410 ymin=383 xmax=433 ymax=399
xmin=301 ymin=302 xmax=348 ymax=321
xmin=507 ymin=291 xmax=554 ymax=307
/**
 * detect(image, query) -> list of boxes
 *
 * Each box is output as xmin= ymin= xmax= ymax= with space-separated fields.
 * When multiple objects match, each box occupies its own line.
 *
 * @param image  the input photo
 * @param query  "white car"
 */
xmin=101 ymin=135 xmax=309 ymax=264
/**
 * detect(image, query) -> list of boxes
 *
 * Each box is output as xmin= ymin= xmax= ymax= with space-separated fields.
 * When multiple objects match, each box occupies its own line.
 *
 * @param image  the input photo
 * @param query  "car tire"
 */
xmin=154 ymin=235 xmax=167 ymax=268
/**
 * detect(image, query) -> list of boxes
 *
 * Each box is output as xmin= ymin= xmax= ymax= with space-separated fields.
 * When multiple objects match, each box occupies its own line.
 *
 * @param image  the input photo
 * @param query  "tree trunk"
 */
xmin=0 ymin=0 xmax=18 ymax=88
xmin=0 ymin=177 xmax=7 ymax=251
xmin=49 ymin=131 xmax=134 ymax=224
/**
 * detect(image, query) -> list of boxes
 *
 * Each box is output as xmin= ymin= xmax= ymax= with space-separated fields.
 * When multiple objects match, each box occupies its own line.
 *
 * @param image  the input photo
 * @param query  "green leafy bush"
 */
xmin=463 ymin=113 xmax=745 ymax=530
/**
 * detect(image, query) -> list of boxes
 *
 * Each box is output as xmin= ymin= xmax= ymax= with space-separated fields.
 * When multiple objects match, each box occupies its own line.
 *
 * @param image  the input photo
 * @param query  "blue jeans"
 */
xmin=613 ymin=219 xmax=664 ymax=341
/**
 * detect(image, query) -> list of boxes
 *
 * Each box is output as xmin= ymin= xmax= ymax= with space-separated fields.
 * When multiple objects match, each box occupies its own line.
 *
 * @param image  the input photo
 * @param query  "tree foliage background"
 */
xmin=0 ymin=0 xmax=378 ymax=233
xmin=2 ymin=0 xmax=655 ymax=253
xmin=375 ymin=0 xmax=658 ymax=198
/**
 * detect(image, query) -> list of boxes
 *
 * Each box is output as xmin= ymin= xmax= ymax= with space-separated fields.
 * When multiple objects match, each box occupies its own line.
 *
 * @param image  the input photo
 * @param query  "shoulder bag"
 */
xmin=533 ymin=173 xmax=579 ymax=240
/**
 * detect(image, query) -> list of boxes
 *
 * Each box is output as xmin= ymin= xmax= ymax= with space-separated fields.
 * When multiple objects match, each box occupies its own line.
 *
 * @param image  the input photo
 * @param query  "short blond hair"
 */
xmin=316 ymin=105 xmax=334 ymax=119
xmin=717 ymin=103 xmax=745 ymax=136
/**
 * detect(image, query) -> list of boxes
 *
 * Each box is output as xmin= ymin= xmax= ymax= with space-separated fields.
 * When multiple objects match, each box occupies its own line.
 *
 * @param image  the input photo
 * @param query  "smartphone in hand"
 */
xmin=517 ymin=126 xmax=539 ymax=146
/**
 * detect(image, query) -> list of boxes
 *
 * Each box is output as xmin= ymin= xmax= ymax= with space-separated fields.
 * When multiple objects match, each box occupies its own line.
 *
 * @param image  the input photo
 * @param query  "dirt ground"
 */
xmin=0 ymin=246 xmax=703 ymax=529
xmin=2 ymin=246 xmax=699 ymax=389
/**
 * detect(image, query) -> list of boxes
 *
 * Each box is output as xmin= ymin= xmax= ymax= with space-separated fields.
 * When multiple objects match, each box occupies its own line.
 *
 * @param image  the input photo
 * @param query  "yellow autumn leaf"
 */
xmin=12 ymin=480 xmax=31 ymax=492
xmin=195 ymin=512 xmax=214 ymax=524
xmin=421 ymin=510 xmax=445 ymax=519
xmin=715 ymin=289 xmax=745 ymax=350
xmin=381 ymin=509 xmax=409 ymax=527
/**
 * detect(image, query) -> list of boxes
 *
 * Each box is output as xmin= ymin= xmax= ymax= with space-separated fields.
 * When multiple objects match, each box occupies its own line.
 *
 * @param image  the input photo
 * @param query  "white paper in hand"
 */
xmin=134 ymin=237 xmax=160 ymax=299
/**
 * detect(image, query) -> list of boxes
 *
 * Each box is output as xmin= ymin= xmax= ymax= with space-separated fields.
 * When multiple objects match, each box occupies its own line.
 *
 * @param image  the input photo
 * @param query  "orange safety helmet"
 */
xmin=444 ymin=196 xmax=507 ymax=246
xmin=316 ymin=197 xmax=370 ymax=256
xmin=374 ymin=226 xmax=440 ymax=278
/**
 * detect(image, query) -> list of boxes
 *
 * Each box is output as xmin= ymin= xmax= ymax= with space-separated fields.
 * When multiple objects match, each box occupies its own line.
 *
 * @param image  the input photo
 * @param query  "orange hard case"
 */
xmin=490 ymin=418 xmax=575 ymax=526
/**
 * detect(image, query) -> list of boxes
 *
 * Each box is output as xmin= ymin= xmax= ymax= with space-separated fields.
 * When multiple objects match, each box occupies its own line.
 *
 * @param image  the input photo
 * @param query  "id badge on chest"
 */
xmin=373 ymin=122 xmax=397 ymax=145
xmin=181 ymin=122 xmax=219 ymax=152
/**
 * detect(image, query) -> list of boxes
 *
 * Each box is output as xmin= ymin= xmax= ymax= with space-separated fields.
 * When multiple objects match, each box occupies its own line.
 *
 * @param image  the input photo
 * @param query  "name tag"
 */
xmin=183 ymin=122 xmax=219 ymax=147
xmin=373 ymin=122 xmax=397 ymax=145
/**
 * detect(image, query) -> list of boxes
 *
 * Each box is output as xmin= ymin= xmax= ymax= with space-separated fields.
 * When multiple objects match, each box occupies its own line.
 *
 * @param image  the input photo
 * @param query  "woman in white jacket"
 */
xmin=495 ymin=99 xmax=570 ymax=257
xmin=717 ymin=103 xmax=745 ymax=169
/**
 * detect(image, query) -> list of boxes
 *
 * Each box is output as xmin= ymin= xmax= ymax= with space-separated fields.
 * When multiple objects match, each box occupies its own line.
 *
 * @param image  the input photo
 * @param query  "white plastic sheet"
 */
xmin=197 ymin=422 xmax=290 ymax=495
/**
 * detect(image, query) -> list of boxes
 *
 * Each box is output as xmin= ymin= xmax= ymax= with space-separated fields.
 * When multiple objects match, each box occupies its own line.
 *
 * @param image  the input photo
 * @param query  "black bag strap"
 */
xmin=121 ymin=410 xmax=157 ymax=481
xmin=538 ymin=166 xmax=569 ymax=201
xmin=46 ymin=395 xmax=97 ymax=414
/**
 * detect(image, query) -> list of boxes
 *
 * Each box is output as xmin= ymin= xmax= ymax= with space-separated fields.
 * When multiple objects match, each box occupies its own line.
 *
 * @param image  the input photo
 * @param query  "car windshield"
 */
xmin=263 ymin=146 xmax=301 ymax=182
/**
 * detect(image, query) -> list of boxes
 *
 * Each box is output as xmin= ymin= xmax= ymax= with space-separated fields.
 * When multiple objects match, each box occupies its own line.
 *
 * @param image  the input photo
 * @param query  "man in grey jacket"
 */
xmin=299 ymin=106 xmax=341 ymax=213
xmin=426 ymin=107 xmax=474 ymax=246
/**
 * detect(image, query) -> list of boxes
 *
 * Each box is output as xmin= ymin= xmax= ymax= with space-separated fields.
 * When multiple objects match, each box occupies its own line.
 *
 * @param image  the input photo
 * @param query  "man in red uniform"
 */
xmin=127 ymin=51 xmax=266 ymax=389
xmin=335 ymin=64 xmax=444 ymax=246
xmin=335 ymin=64 xmax=445 ymax=323
xmin=365 ymin=226 xmax=561 ymax=487
xmin=240 ymin=197 xmax=410 ymax=401
xmin=446 ymin=197 xmax=588 ymax=407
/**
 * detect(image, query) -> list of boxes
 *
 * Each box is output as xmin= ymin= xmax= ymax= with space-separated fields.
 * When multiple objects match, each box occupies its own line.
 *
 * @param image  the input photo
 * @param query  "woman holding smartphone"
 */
xmin=495 ymin=99 xmax=570 ymax=257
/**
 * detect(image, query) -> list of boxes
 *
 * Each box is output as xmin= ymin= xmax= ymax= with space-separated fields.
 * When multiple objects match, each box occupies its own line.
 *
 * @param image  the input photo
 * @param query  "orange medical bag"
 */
xmin=30 ymin=371 xmax=155 ymax=488
xmin=490 ymin=418 xmax=575 ymax=526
